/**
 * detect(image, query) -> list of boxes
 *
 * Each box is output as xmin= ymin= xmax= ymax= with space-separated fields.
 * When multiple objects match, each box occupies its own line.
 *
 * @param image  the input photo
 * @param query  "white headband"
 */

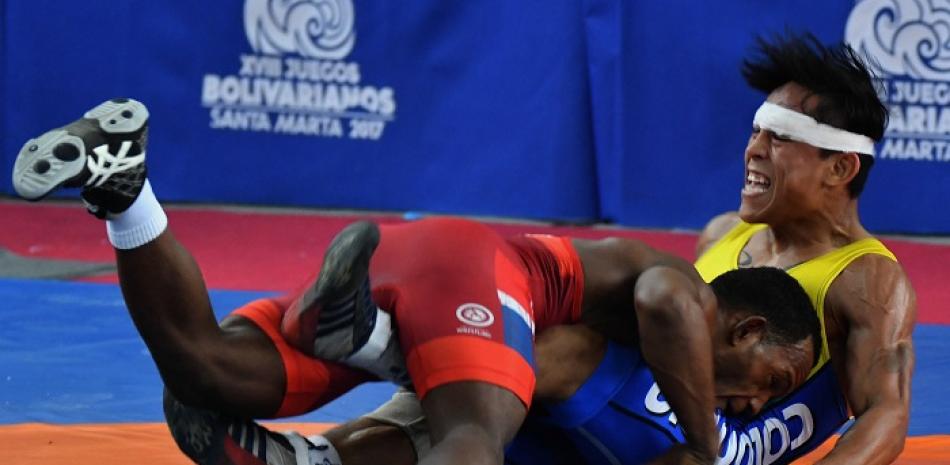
xmin=753 ymin=102 xmax=876 ymax=156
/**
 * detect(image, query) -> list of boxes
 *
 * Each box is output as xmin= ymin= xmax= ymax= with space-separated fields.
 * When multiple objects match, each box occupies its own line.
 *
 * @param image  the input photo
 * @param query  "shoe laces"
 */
xmin=86 ymin=141 xmax=144 ymax=187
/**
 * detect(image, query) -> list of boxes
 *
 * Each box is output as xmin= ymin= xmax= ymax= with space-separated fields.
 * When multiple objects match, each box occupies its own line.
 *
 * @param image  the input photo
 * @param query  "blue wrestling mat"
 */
xmin=0 ymin=278 xmax=947 ymax=436
xmin=0 ymin=278 xmax=395 ymax=425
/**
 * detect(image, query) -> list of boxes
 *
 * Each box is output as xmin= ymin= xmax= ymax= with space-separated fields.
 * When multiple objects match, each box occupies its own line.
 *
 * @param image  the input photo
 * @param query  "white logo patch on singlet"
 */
xmin=456 ymin=303 xmax=495 ymax=327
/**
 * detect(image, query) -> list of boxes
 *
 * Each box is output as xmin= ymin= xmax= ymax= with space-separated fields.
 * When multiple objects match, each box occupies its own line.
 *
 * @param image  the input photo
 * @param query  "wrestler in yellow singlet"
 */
xmin=695 ymin=221 xmax=897 ymax=376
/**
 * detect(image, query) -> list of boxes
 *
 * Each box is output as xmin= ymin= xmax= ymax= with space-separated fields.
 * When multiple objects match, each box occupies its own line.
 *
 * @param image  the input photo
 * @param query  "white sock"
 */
xmin=346 ymin=308 xmax=397 ymax=377
xmin=284 ymin=432 xmax=343 ymax=465
xmin=105 ymin=179 xmax=168 ymax=249
xmin=307 ymin=434 xmax=343 ymax=465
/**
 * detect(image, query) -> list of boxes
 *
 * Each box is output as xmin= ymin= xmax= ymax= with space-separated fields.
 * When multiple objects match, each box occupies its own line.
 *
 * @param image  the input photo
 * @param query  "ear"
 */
xmin=730 ymin=315 xmax=768 ymax=347
xmin=825 ymin=152 xmax=861 ymax=188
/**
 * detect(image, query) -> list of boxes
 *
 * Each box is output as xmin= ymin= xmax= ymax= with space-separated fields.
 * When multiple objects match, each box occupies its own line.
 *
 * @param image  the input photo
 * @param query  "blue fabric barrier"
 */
xmin=596 ymin=1 xmax=852 ymax=228
xmin=3 ymin=0 xmax=948 ymax=233
xmin=598 ymin=0 xmax=950 ymax=233
xmin=2 ymin=0 xmax=598 ymax=222
xmin=1 ymin=0 xmax=7 ymax=187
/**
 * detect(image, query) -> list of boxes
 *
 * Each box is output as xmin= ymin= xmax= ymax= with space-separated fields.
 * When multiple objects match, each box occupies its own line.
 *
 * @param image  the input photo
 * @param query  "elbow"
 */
xmin=889 ymin=407 xmax=911 ymax=456
xmin=892 ymin=439 xmax=906 ymax=459
xmin=634 ymin=291 xmax=692 ymax=340
xmin=633 ymin=267 xmax=695 ymax=324
xmin=856 ymin=401 xmax=911 ymax=464
xmin=633 ymin=274 xmax=676 ymax=324
xmin=876 ymin=429 xmax=907 ymax=465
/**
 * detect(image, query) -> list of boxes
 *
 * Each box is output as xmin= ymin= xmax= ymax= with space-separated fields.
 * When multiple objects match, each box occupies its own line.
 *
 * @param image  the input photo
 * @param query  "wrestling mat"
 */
xmin=2 ymin=200 xmax=948 ymax=464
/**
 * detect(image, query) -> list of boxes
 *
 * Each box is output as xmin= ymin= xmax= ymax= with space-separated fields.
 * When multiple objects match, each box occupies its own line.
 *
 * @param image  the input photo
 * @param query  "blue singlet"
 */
xmin=506 ymin=341 xmax=849 ymax=465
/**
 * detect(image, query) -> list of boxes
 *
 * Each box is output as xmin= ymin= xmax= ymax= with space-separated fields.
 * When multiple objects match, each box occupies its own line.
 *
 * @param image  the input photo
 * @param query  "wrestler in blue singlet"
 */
xmin=506 ymin=341 xmax=848 ymax=465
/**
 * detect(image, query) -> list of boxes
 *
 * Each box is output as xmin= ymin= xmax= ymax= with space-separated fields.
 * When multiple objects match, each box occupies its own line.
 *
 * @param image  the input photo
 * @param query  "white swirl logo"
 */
xmin=244 ymin=0 xmax=356 ymax=60
xmin=845 ymin=0 xmax=950 ymax=81
xmin=456 ymin=304 xmax=495 ymax=328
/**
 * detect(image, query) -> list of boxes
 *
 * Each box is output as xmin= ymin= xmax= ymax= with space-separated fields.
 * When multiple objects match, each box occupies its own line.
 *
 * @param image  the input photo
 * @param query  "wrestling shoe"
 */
xmin=164 ymin=391 xmax=342 ymax=465
xmin=12 ymin=98 xmax=149 ymax=218
xmin=282 ymin=220 xmax=382 ymax=361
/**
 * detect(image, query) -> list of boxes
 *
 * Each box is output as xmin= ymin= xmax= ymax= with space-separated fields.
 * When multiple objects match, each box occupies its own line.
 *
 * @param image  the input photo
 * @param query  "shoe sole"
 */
xmin=282 ymin=221 xmax=381 ymax=356
xmin=12 ymin=98 xmax=149 ymax=200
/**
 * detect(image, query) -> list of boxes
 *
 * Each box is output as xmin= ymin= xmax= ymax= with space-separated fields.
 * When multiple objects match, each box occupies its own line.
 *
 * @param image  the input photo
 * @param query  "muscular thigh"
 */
xmin=195 ymin=305 xmax=285 ymax=416
xmin=423 ymin=382 xmax=527 ymax=455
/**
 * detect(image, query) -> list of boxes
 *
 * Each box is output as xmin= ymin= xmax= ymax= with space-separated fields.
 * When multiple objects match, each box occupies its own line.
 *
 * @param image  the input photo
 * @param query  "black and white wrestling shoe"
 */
xmin=282 ymin=220 xmax=410 ymax=384
xmin=164 ymin=391 xmax=343 ymax=465
xmin=281 ymin=221 xmax=410 ymax=385
xmin=282 ymin=221 xmax=382 ymax=361
xmin=12 ymin=98 xmax=148 ymax=218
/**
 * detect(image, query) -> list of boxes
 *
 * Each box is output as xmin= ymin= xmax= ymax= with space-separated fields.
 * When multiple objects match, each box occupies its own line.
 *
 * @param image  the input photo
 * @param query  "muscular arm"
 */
xmin=818 ymin=255 xmax=917 ymax=465
xmin=635 ymin=266 xmax=721 ymax=463
xmin=572 ymin=234 xmax=726 ymax=463
xmin=574 ymin=236 xmax=708 ymax=345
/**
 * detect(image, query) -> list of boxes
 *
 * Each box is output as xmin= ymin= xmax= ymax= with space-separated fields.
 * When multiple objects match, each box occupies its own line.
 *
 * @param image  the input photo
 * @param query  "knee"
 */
xmin=162 ymin=359 xmax=226 ymax=409
xmin=423 ymin=383 xmax=526 ymax=462
xmin=163 ymin=388 xmax=229 ymax=465
xmin=159 ymin=329 xmax=265 ymax=411
xmin=326 ymin=419 xmax=419 ymax=465
xmin=434 ymin=423 xmax=506 ymax=463
xmin=160 ymin=334 xmax=287 ymax=417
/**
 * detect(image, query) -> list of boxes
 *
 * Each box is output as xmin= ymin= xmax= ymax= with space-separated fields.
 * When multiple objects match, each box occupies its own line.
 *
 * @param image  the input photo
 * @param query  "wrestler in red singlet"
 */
xmin=232 ymin=217 xmax=584 ymax=416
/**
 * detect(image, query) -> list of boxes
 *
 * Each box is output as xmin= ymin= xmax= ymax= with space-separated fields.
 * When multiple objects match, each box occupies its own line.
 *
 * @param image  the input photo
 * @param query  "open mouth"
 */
xmin=742 ymin=169 xmax=771 ymax=195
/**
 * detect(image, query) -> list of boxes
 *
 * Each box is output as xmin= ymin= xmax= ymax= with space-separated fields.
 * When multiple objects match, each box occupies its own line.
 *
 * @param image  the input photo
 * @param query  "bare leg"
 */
xmin=13 ymin=99 xmax=411 ymax=464
xmin=420 ymin=382 xmax=527 ymax=465
xmin=167 ymin=380 xmax=523 ymax=465
xmin=326 ymin=417 xmax=418 ymax=465
xmin=115 ymin=230 xmax=287 ymax=415
xmin=12 ymin=98 xmax=287 ymax=415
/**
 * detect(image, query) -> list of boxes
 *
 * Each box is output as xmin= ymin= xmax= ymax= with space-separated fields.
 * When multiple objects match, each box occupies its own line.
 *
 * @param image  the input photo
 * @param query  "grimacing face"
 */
xmin=739 ymin=82 xmax=840 ymax=224
xmin=712 ymin=333 xmax=814 ymax=417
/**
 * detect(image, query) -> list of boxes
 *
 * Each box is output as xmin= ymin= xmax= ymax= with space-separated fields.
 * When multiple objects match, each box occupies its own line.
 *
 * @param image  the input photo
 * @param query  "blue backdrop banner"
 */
xmin=595 ymin=0 xmax=950 ymax=233
xmin=3 ymin=0 xmax=599 ymax=222
xmin=3 ymin=0 xmax=947 ymax=233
